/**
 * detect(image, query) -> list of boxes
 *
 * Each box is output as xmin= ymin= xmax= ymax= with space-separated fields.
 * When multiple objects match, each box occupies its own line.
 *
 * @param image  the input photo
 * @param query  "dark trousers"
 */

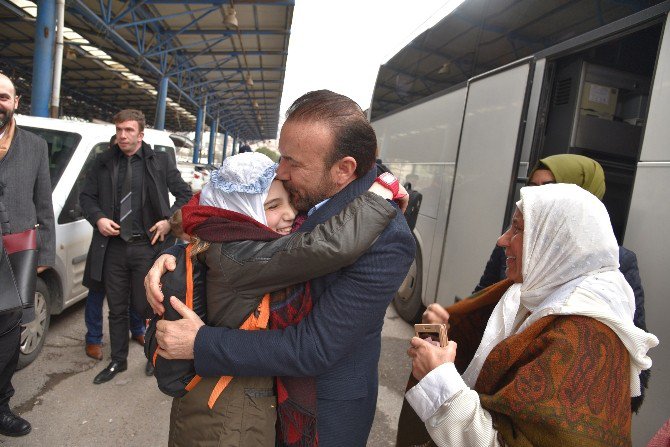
xmin=0 ymin=312 xmax=21 ymax=413
xmin=103 ymin=237 xmax=155 ymax=363
xmin=84 ymin=289 xmax=145 ymax=345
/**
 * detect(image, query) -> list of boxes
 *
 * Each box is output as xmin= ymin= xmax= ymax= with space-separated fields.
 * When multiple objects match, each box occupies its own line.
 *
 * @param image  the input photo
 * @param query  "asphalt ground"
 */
xmin=3 ymin=300 xmax=414 ymax=446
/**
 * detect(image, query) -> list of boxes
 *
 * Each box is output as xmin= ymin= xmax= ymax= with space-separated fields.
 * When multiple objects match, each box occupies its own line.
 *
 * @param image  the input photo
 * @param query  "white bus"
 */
xmin=370 ymin=1 xmax=670 ymax=444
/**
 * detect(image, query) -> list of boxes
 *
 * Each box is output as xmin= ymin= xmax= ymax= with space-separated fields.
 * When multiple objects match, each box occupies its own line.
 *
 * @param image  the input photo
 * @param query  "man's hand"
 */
xmin=144 ymin=254 xmax=177 ymax=315
xmin=96 ymin=217 xmax=120 ymax=237
xmin=368 ymin=182 xmax=410 ymax=213
xmin=396 ymin=183 xmax=409 ymax=213
xmin=407 ymin=337 xmax=457 ymax=381
xmin=155 ymin=297 xmax=205 ymax=360
xmin=423 ymin=303 xmax=450 ymax=325
xmin=37 ymin=266 xmax=48 ymax=274
xmin=149 ymin=219 xmax=171 ymax=245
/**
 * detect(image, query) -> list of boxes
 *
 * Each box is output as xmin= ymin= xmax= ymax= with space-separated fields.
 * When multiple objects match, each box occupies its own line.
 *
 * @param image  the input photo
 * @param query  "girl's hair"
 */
xmin=188 ymin=235 xmax=210 ymax=257
xmin=169 ymin=209 xmax=184 ymax=237
xmin=170 ymin=209 xmax=209 ymax=257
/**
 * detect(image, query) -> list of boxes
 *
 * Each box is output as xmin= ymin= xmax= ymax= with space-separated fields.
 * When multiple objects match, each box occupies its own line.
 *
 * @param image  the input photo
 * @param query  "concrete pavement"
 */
xmin=4 ymin=301 xmax=414 ymax=446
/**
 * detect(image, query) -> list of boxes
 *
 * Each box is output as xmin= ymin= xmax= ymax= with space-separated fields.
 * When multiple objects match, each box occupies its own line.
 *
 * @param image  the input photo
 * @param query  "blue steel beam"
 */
xmin=113 ymin=6 xmax=215 ymax=29
xmin=193 ymin=106 xmax=204 ymax=163
xmin=154 ymin=75 xmax=169 ymax=130
xmin=165 ymin=29 xmax=287 ymax=36
xmin=184 ymin=67 xmax=284 ymax=73
xmin=145 ymin=6 xmax=219 ymax=54
xmin=68 ymin=0 xmax=199 ymax=109
xmin=31 ymin=0 xmax=56 ymax=117
xmin=143 ymin=34 xmax=229 ymax=57
xmin=222 ymin=131 xmax=229 ymax=161
xmin=208 ymin=114 xmax=218 ymax=165
xmin=171 ymin=36 xmax=233 ymax=69
xmin=145 ymin=0 xmax=294 ymax=4
xmin=65 ymin=0 xmax=285 ymax=139
xmin=187 ymin=73 xmax=238 ymax=91
xmin=109 ymin=0 xmax=149 ymax=25
xmin=193 ymin=98 xmax=207 ymax=163
xmin=167 ymin=55 xmax=234 ymax=77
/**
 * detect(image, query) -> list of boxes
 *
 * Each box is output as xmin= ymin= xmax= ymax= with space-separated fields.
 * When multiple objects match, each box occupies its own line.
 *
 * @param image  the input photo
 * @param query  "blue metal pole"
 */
xmin=154 ymin=76 xmax=169 ymax=130
xmin=193 ymin=106 xmax=204 ymax=163
xmin=31 ymin=0 xmax=56 ymax=117
xmin=222 ymin=131 xmax=229 ymax=161
xmin=207 ymin=115 xmax=218 ymax=165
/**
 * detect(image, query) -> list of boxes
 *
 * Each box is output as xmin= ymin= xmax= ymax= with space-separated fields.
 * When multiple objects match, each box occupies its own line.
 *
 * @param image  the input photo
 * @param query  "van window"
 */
xmin=21 ymin=126 xmax=81 ymax=190
xmin=154 ymin=144 xmax=177 ymax=166
xmin=58 ymin=142 xmax=108 ymax=224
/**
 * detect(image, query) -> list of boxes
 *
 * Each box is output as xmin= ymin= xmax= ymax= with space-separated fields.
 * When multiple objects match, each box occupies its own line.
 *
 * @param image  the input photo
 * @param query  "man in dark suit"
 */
xmin=80 ymin=109 xmax=191 ymax=384
xmin=0 ymin=73 xmax=55 ymax=438
xmin=146 ymin=90 xmax=416 ymax=445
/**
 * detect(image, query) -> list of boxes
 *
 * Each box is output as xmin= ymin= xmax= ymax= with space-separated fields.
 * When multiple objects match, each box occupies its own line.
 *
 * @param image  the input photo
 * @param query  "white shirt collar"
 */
xmin=307 ymin=197 xmax=330 ymax=217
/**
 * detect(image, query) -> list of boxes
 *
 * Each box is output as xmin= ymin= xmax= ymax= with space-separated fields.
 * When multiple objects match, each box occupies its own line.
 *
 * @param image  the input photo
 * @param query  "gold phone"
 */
xmin=414 ymin=323 xmax=448 ymax=347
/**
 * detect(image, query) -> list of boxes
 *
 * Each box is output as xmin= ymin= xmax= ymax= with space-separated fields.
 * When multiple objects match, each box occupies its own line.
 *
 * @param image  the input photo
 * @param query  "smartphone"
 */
xmin=414 ymin=323 xmax=448 ymax=347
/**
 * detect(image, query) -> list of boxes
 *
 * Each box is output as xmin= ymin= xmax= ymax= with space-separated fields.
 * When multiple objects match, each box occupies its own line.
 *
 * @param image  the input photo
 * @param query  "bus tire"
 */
xmin=393 ymin=241 xmax=424 ymax=324
xmin=17 ymin=277 xmax=51 ymax=370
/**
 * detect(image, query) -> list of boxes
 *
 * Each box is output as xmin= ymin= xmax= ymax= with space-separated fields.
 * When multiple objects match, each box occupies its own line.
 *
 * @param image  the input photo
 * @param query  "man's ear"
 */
xmin=330 ymin=156 xmax=357 ymax=186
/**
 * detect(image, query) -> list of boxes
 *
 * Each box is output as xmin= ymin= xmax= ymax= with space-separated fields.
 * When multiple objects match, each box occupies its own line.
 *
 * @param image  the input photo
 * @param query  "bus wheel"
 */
xmin=393 ymin=242 xmax=424 ymax=324
xmin=17 ymin=278 xmax=51 ymax=370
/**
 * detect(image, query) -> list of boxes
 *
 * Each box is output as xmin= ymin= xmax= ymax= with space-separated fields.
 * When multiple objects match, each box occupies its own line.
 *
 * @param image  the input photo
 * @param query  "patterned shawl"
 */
xmin=396 ymin=279 xmax=634 ymax=447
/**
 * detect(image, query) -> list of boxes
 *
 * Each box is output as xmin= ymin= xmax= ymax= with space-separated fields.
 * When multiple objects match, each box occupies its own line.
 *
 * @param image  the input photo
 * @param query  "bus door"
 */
xmin=624 ymin=13 xmax=670 ymax=445
xmin=435 ymin=59 xmax=537 ymax=305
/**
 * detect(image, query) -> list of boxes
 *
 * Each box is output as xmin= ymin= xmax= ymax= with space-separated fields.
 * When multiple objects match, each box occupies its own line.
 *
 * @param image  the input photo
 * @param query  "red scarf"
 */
xmin=181 ymin=194 xmax=318 ymax=446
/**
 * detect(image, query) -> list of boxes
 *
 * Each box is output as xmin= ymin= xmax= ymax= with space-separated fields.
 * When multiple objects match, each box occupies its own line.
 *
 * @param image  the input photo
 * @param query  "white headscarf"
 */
xmin=462 ymin=183 xmax=658 ymax=396
xmin=199 ymin=152 xmax=277 ymax=226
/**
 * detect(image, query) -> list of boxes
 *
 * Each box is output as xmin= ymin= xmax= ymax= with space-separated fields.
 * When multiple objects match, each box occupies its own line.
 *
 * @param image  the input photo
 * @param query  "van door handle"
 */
xmin=72 ymin=254 xmax=87 ymax=265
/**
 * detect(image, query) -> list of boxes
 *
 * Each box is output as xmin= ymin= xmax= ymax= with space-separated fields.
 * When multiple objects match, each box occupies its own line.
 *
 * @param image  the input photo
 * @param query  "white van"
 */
xmin=13 ymin=115 xmax=177 ymax=368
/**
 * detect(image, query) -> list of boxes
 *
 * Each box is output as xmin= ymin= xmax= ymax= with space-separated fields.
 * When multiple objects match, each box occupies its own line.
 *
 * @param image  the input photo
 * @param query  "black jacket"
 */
xmin=79 ymin=142 xmax=191 ymax=282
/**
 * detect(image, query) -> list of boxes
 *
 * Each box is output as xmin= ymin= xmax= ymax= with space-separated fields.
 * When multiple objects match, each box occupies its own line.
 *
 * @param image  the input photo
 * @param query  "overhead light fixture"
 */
xmin=438 ymin=62 xmax=451 ymax=74
xmin=223 ymin=6 xmax=238 ymax=28
xmin=245 ymin=72 xmax=254 ymax=87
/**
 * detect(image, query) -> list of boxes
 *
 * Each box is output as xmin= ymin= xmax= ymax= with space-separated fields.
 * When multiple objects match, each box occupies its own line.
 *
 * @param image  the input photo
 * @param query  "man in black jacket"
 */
xmin=80 ymin=109 xmax=191 ymax=384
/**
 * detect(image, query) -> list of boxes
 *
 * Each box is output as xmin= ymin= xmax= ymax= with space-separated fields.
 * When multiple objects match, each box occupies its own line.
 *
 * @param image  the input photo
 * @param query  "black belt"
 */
xmin=125 ymin=233 xmax=148 ymax=243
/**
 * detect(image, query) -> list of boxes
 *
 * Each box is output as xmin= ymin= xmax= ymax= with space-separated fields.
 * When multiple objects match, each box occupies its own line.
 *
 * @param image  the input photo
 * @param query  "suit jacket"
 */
xmin=0 ymin=126 xmax=55 ymax=268
xmin=193 ymin=167 xmax=416 ymax=446
xmin=79 ymin=141 xmax=191 ymax=282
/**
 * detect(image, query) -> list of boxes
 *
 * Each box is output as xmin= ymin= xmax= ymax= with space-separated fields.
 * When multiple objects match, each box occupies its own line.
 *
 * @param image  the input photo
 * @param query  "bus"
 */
xmin=369 ymin=0 xmax=670 ymax=444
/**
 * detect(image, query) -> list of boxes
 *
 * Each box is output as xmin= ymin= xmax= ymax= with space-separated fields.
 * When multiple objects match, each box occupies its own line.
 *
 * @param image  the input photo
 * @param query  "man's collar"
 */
xmin=115 ymin=142 xmax=145 ymax=159
xmin=307 ymin=198 xmax=330 ymax=217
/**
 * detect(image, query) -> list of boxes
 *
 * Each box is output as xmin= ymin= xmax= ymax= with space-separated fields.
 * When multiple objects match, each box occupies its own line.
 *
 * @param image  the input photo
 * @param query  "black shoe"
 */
xmin=0 ymin=411 xmax=31 ymax=437
xmin=145 ymin=359 xmax=154 ymax=376
xmin=93 ymin=361 xmax=127 ymax=384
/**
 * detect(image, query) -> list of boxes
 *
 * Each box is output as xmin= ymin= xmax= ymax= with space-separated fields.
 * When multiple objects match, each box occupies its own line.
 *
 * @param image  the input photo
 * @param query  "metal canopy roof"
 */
xmin=0 ymin=0 xmax=293 ymax=139
xmin=370 ymin=0 xmax=662 ymax=120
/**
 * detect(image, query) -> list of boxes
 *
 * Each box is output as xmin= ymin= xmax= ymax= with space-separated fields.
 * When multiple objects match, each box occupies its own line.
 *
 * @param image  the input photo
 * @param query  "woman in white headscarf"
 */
xmin=402 ymin=183 xmax=658 ymax=447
